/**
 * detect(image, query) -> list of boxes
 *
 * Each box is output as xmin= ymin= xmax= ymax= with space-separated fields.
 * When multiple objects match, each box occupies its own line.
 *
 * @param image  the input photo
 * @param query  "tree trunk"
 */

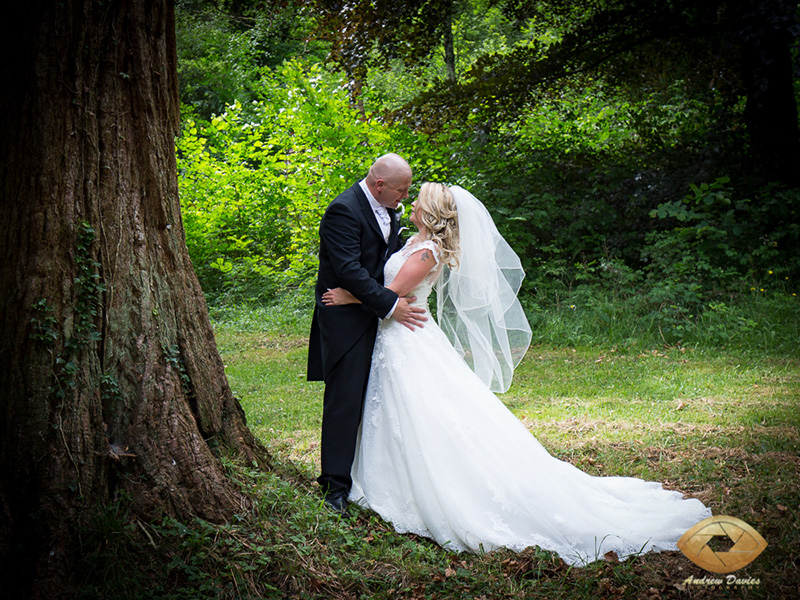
xmin=0 ymin=2 xmax=268 ymax=598
xmin=443 ymin=13 xmax=457 ymax=83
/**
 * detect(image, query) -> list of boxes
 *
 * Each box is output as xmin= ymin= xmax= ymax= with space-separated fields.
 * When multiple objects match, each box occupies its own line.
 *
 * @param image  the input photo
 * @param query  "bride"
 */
xmin=322 ymin=182 xmax=710 ymax=566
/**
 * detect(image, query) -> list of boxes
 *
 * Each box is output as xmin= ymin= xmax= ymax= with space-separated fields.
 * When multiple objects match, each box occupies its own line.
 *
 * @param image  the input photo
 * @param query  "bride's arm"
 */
xmin=322 ymin=248 xmax=437 ymax=306
xmin=387 ymin=247 xmax=437 ymax=297
xmin=322 ymin=287 xmax=359 ymax=305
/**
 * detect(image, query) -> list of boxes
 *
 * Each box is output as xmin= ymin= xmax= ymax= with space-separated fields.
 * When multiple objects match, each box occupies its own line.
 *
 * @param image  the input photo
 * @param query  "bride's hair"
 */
xmin=416 ymin=182 xmax=460 ymax=268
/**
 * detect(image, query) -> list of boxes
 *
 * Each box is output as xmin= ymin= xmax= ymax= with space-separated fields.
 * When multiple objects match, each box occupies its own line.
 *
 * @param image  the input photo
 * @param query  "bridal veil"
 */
xmin=436 ymin=186 xmax=532 ymax=393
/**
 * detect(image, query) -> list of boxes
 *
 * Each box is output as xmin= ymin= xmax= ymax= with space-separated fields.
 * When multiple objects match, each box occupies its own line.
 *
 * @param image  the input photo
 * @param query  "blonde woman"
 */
xmin=322 ymin=183 xmax=710 ymax=565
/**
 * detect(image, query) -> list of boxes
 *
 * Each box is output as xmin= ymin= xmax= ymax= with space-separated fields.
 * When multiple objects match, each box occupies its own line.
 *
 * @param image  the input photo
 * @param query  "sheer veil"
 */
xmin=435 ymin=186 xmax=532 ymax=393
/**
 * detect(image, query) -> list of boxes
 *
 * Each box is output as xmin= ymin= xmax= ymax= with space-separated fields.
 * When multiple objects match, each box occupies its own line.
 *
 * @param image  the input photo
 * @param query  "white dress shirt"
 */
xmin=359 ymin=179 xmax=391 ymax=242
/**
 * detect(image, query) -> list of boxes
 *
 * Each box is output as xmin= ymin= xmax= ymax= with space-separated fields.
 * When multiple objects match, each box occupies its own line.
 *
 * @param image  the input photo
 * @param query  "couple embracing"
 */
xmin=307 ymin=153 xmax=710 ymax=565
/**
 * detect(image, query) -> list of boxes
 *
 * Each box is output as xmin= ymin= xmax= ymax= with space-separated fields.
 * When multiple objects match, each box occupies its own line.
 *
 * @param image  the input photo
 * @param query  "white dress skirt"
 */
xmin=349 ymin=239 xmax=711 ymax=565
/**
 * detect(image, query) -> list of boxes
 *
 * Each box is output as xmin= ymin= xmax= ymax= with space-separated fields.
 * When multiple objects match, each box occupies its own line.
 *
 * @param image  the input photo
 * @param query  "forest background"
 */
xmin=176 ymin=0 xmax=799 ymax=352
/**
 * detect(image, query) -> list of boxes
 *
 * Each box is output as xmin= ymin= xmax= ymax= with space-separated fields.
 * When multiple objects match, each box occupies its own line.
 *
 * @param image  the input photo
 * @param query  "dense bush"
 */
xmin=177 ymin=60 xmax=456 ymax=303
xmin=174 ymin=11 xmax=798 ymax=345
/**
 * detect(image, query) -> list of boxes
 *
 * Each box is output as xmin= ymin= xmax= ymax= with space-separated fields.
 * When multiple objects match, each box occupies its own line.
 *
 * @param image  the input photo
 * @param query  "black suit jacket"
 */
xmin=307 ymin=181 xmax=403 ymax=381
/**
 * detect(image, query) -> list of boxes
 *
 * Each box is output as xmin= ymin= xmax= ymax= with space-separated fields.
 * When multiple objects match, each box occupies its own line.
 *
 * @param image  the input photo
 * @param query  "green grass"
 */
xmin=77 ymin=294 xmax=799 ymax=599
xmin=523 ymin=287 xmax=800 ymax=356
xmin=201 ymin=315 xmax=799 ymax=599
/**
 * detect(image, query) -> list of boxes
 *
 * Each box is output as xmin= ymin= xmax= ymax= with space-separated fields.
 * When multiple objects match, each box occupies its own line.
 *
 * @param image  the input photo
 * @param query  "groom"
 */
xmin=307 ymin=153 xmax=426 ymax=514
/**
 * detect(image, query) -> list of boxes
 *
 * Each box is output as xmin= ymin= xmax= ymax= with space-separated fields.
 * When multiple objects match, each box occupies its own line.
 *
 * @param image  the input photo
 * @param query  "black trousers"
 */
xmin=317 ymin=323 xmax=378 ymax=494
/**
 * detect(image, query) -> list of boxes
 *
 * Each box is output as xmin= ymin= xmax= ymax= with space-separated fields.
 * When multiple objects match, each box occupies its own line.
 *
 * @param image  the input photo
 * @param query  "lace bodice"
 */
xmin=384 ymin=237 xmax=441 ymax=308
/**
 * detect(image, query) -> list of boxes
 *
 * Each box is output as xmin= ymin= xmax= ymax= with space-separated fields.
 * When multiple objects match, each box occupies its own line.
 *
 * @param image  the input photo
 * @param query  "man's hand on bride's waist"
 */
xmin=391 ymin=297 xmax=426 ymax=331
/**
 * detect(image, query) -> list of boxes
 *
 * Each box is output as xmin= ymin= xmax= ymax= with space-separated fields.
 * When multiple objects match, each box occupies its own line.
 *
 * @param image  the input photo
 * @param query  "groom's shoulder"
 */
xmin=328 ymin=181 xmax=366 ymax=214
xmin=333 ymin=181 xmax=364 ymax=204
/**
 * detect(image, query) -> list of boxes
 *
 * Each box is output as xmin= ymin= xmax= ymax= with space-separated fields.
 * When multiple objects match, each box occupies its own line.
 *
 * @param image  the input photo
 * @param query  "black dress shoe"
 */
xmin=324 ymin=490 xmax=349 ymax=515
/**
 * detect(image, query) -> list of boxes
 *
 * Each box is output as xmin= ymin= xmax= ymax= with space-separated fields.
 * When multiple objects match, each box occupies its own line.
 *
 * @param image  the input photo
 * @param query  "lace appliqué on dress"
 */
xmin=348 ymin=235 xmax=711 ymax=566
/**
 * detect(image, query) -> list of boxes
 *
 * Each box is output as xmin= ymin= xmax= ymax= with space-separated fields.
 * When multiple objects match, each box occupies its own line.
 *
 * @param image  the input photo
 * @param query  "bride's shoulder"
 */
xmin=403 ymin=235 xmax=437 ymax=252
xmin=401 ymin=236 xmax=441 ymax=264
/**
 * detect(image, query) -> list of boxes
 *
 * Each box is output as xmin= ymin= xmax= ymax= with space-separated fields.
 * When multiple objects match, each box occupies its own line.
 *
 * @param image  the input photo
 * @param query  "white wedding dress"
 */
xmin=349 ymin=237 xmax=711 ymax=566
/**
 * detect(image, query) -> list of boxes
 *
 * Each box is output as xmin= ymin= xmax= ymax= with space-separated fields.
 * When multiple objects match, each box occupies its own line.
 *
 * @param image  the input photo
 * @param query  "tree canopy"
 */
xmin=310 ymin=0 xmax=800 ymax=184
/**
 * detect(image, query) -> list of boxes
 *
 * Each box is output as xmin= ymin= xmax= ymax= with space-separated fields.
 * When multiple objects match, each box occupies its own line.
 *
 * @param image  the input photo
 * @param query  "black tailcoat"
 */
xmin=307 ymin=181 xmax=402 ymax=492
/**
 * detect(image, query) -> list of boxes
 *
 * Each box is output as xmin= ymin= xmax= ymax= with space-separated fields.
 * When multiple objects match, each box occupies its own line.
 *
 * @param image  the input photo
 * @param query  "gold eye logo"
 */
xmin=678 ymin=515 xmax=767 ymax=574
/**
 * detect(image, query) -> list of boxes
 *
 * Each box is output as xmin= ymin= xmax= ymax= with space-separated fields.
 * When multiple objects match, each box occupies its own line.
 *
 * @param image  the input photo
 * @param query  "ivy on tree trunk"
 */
xmin=0 ymin=2 xmax=268 ymax=597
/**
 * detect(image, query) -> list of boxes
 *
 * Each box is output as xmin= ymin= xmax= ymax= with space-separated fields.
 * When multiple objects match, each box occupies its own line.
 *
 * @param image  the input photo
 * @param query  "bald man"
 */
xmin=307 ymin=153 xmax=426 ymax=515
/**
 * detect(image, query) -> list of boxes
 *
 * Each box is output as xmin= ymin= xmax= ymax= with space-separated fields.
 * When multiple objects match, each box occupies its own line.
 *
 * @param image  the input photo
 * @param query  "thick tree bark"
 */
xmin=0 ymin=2 xmax=268 ymax=598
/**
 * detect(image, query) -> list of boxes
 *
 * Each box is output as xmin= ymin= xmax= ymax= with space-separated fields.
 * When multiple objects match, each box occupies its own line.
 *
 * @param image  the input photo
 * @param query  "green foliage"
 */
xmin=644 ymin=178 xmax=750 ymax=294
xmin=177 ymin=60 xmax=456 ymax=302
xmin=100 ymin=373 xmax=121 ymax=406
xmin=514 ymin=87 xmax=637 ymax=155
xmin=448 ymin=94 xmax=797 ymax=336
xmin=51 ymin=222 xmax=105 ymax=399
xmin=163 ymin=344 xmax=193 ymax=396
xmin=642 ymin=177 xmax=799 ymax=313
xmin=173 ymin=0 xmax=799 ymax=344
xmin=176 ymin=6 xmax=260 ymax=119
xmin=507 ymin=76 xmax=714 ymax=156
xmin=72 ymin=222 xmax=105 ymax=346
xmin=29 ymin=222 xmax=105 ymax=403
xmin=430 ymin=63 xmax=744 ymax=283
xmin=363 ymin=0 xmax=531 ymax=110
xmin=29 ymin=298 xmax=58 ymax=345
xmin=175 ymin=0 xmax=326 ymax=119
